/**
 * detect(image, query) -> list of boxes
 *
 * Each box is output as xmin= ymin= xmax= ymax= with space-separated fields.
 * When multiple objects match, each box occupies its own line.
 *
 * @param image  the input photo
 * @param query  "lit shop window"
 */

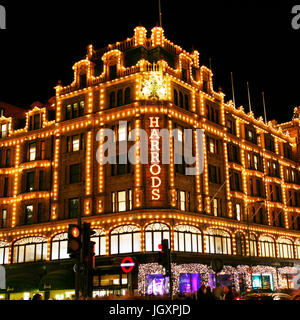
xmin=91 ymin=229 xmax=106 ymax=256
xmin=51 ymin=233 xmax=69 ymax=260
xmin=145 ymin=223 xmax=170 ymax=252
xmin=174 ymin=225 xmax=202 ymax=253
xmin=277 ymin=238 xmax=294 ymax=259
xmin=0 ymin=241 xmax=9 ymax=265
xmin=13 ymin=237 xmax=47 ymax=263
xmin=259 ymin=236 xmax=276 ymax=258
xmin=110 ymin=225 xmax=141 ymax=254
xmin=205 ymin=229 xmax=232 ymax=255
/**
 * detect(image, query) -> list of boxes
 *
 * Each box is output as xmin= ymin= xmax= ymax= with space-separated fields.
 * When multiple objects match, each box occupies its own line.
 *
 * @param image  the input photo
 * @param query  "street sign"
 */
xmin=120 ymin=257 xmax=135 ymax=273
xmin=0 ymin=266 xmax=5 ymax=289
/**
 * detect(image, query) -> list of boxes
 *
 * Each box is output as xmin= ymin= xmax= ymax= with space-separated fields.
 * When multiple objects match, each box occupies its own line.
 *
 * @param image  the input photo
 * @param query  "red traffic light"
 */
xmin=71 ymin=226 xmax=80 ymax=238
xmin=158 ymin=244 xmax=163 ymax=252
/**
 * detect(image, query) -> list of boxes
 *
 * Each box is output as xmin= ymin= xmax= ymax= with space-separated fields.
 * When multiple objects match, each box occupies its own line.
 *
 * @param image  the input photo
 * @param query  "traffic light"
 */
xmin=158 ymin=239 xmax=170 ymax=276
xmin=68 ymin=224 xmax=82 ymax=258
xmin=82 ymin=222 xmax=96 ymax=267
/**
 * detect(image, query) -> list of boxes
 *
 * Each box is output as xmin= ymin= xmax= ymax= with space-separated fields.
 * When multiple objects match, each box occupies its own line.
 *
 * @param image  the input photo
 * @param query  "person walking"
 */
xmin=205 ymin=286 xmax=216 ymax=301
xmin=212 ymin=283 xmax=224 ymax=300
xmin=197 ymin=284 xmax=206 ymax=301
xmin=225 ymin=286 xmax=234 ymax=300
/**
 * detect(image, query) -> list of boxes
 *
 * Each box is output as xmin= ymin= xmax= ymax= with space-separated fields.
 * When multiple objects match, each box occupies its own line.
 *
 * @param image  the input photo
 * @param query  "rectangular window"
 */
xmin=253 ymin=155 xmax=258 ymax=170
xmin=2 ymin=209 xmax=7 ymax=228
xmin=118 ymin=123 xmax=127 ymax=141
xmin=66 ymin=104 xmax=72 ymax=120
xmin=34 ymin=114 xmax=40 ymax=130
xmin=112 ymin=192 xmax=116 ymax=213
xmin=29 ymin=143 xmax=37 ymax=161
xmin=70 ymin=164 xmax=80 ymax=184
xmin=180 ymin=191 xmax=186 ymax=211
xmin=37 ymin=203 xmax=43 ymax=223
xmin=236 ymin=203 xmax=241 ymax=221
xmin=69 ymin=198 xmax=79 ymax=218
xmin=73 ymin=103 xmax=79 ymax=118
xmin=3 ymin=177 xmax=8 ymax=197
xmin=40 ymin=141 xmax=45 ymax=160
xmin=128 ymin=189 xmax=133 ymax=210
xmin=1 ymin=124 xmax=7 ymax=138
xmin=5 ymin=149 xmax=10 ymax=167
xmin=209 ymin=138 xmax=215 ymax=153
xmin=213 ymin=198 xmax=218 ymax=217
xmin=79 ymin=101 xmax=85 ymax=117
xmin=72 ymin=135 xmax=80 ymax=152
xmin=118 ymin=191 xmax=126 ymax=212
xmin=26 ymin=172 xmax=35 ymax=192
xmin=25 ymin=205 xmax=33 ymax=225
xmin=39 ymin=171 xmax=44 ymax=190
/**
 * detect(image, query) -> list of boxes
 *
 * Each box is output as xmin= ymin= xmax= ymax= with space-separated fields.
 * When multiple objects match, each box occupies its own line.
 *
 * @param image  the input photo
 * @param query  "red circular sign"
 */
xmin=120 ymin=257 xmax=135 ymax=273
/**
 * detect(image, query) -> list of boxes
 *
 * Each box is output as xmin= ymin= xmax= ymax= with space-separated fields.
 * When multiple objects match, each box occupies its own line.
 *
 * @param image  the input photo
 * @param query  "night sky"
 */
xmin=0 ymin=1 xmax=299 ymax=124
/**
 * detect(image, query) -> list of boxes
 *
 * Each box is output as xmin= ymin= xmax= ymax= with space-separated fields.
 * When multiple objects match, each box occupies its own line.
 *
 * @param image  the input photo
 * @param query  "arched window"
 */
xmin=117 ymin=89 xmax=123 ymax=106
xmin=295 ymin=239 xmax=300 ymax=259
xmin=124 ymin=87 xmax=131 ymax=105
xmin=206 ymin=229 xmax=231 ymax=255
xmin=179 ymin=92 xmax=184 ymax=107
xmin=259 ymin=235 xmax=275 ymax=257
xmin=145 ymin=223 xmax=170 ymax=252
xmin=110 ymin=225 xmax=141 ymax=254
xmin=173 ymin=89 xmax=178 ymax=106
xmin=235 ymin=232 xmax=246 ymax=256
xmin=109 ymin=91 xmax=116 ymax=108
xmin=174 ymin=225 xmax=202 ymax=253
xmin=278 ymin=238 xmax=294 ymax=259
xmin=0 ymin=241 xmax=9 ymax=265
xmin=13 ymin=237 xmax=47 ymax=263
xmin=249 ymin=234 xmax=258 ymax=256
xmin=91 ymin=228 xmax=106 ymax=256
xmin=51 ymin=233 xmax=69 ymax=260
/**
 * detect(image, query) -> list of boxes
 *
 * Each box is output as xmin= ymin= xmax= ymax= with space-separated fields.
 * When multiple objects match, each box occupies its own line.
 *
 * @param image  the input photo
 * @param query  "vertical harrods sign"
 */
xmin=145 ymin=116 xmax=167 ymax=207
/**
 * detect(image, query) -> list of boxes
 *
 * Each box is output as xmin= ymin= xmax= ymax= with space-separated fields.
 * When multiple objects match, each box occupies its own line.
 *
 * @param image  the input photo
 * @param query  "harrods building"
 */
xmin=0 ymin=26 xmax=300 ymax=299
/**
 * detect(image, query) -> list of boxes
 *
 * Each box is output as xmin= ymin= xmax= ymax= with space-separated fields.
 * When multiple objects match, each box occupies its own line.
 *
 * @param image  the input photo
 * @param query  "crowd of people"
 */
xmin=196 ymin=283 xmax=239 ymax=301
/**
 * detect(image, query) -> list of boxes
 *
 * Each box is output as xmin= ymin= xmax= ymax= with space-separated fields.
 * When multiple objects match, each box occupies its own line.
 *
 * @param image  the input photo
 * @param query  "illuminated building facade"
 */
xmin=0 ymin=26 xmax=300 ymax=299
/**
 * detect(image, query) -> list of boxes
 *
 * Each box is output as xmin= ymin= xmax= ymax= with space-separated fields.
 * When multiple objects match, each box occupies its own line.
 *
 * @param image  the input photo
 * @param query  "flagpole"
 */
xmin=262 ymin=91 xmax=267 ymax=123
xmin=158 ymin=0 xmax=162 ymax=27
xmin=231 ymin=72 xmax=236 ymax=108
xmin=247 ymin=82 xmax=252 ymax=113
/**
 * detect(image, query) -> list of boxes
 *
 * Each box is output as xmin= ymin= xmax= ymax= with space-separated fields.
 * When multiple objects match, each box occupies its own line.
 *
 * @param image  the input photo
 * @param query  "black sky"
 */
xmin=0 ymin=1 xmax=299 ymax=124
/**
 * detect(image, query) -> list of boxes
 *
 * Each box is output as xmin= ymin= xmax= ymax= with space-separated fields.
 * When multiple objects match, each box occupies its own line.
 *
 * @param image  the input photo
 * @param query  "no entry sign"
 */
xmin=120 ymin=257 xmax=135 ymax=273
